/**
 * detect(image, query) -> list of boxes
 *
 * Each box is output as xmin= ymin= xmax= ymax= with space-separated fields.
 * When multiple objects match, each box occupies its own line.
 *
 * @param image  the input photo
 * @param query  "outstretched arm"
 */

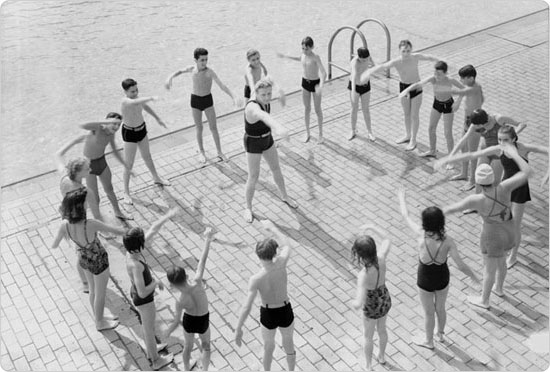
xmin=358 ymin=60 xmax=395 ymax=85
xmin=234 ymin=279 xmax=258 ymax=347
xmin=448 ymin=125 xmax=476 ymax=157
xmin=79 ymin=118 xmax=121 ymax=131
xmin=88 ymin=219 xmax=127 ymax=236
xmin=142 ymin=103 xmax=167 ymax=128
xmin=415 ymin=53 xmax=440 ymax=62
xmin=144 ymin=208 xmax=178 ymax=242
xmin=398 ymin=189 xmax=423 ymax=236
xmin=211 ymin=70 xmax=240 ymax=105
xmin=443 ymin=195 xmax=479 ymax=215
xmin=434 ymin=145 xmax=500 ymax=170
xmin=245 ymin=104 xmax=288 ymax=138
xmin=193 ymin=227 xmax=216 ymax=282
xmin=276 ymin=52 xmax=301 ymax=62
xmin=399 ymin=76 xmax=433 ymax=98
xmin=55 ymin=135 xmax=86 ymax=173
xmin=165 ymin=66 xmax=194 ymax=90
xmin=522 ymin=143 xmax=549 ymax=156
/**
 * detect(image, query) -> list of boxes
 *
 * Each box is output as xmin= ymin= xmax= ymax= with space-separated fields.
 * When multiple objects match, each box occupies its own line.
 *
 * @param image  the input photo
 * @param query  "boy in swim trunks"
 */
xmin=165 ymin=48 xmax=241 ymax=164
xmin=278 ymin=36 xmax=327 ymax=144
xmin=120 ymin=78 xmax=170 ymax=205
xmin=235 ymin=220 xmax=296 ymax=371
xmin=165 ymin=227 xmax=216 ymax=371
xmin=348 ymin=47 xmax=376 ymax=141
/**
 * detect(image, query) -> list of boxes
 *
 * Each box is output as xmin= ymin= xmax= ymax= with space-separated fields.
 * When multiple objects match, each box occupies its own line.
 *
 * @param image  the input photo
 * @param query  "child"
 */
xmin=120 ymin=78 xmax=170 ymax=205
xmin=124 ymin=208 xmax=178 ymax=370
xmin=351 ymin=224 xmax=392 ymax=371
xmin=235 ymin=220 xmax=296 ymax=371
xmin=244 ymin=49 xmax=286 ymax=105
xmin=278 ymin=36 xmax=327 ymax=144
xmin=348 ymin=47 xmax=376 ymax=141
xmin=165 ymin=48 xmax=240 ymax=164
xmin=165 ymin=227 xmax=216 ymax=371
xmin=399 ymin=61 xmax=464 ymax=157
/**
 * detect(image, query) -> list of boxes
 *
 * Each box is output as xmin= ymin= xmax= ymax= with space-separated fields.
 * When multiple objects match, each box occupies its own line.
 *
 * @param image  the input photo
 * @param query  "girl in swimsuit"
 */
xmin=399 ymin=191 xmax=478 ymax=349
xmin=442 ymin=142 xmax=532 ymax=308
xmin=351 ymin=224 xmax=392 ymax=371
xmin=360 ymin=40 xmax=439 ymax=151
xmin=124 ymin=208 xmax=177 ymax=370
xmin=51 ymin=188 xmax=127 ymax=331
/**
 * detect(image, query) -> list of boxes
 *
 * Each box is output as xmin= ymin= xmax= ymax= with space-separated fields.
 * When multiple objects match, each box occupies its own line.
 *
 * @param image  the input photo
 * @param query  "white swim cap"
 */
xmin=475 ymin=164 xmax=494 ymax=185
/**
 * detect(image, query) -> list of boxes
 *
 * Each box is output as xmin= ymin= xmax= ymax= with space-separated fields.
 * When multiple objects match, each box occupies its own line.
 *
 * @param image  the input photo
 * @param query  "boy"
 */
xmin=234 ymin=220 xmax=296 ymax=371
xmin=278 ymin=36 xmax=327 ymax=144
xmin=348 ymin=47 xmax=376 ymax=141
xmin=120 ymin=78 xmax=170 ymax=205
xmin=165 ymin=48 xmax=240 ymax=164
xmin=165 ymin=227 xmax=216 ymax=371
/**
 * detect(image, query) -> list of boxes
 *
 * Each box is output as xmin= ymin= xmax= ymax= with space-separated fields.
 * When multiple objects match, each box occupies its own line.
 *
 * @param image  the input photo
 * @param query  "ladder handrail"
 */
xmin=350 ymin=18 xmax=391 ymax=78
xmin=327 ymin=26 xmax=368 ymax=79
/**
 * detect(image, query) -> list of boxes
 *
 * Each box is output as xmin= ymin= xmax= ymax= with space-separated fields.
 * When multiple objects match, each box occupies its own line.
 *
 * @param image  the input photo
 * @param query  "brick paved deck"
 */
xmin=1 ymin=10 xmax=548 ymax=371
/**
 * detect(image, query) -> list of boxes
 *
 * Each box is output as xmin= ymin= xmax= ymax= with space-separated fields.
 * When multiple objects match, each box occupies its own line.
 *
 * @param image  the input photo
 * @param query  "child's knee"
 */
xmin=201 ymin=340 xmax=211 ymax=353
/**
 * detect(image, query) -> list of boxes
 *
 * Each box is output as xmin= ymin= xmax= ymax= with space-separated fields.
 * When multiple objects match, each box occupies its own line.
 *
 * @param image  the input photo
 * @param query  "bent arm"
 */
xmin=246 ymin=105 xmax=287 ymax=135
xmin=398 ymin=190 xmax=423 ymax=236
xmin=144 ymin=208 xmax=177 ymax=242
xmin=500 ymin=148 xmax=532 ymax=193
xmin=352 ymin=270 xmax=367 ymax=310
xmin=88 ymin=219 xmax=126 ymax=236
xmin=51 ymin=222 xmax=68 ymax=249
xmin=80 ymin=118 xmax=120 ymax=131
xmin=55 ymin=135 xmax=86 ymax=173
xmin=165 ymin=299 xmax=184 ymax=337
xmin=276 ymin=52 xmax=301 ymax=62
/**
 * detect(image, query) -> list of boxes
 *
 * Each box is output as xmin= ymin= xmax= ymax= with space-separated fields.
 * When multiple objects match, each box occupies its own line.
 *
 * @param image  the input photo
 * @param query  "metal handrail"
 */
xmin=350 ymin=18 xmax=391 ymax=78
xmin=327 ymin=26 xmax=368 ymax=79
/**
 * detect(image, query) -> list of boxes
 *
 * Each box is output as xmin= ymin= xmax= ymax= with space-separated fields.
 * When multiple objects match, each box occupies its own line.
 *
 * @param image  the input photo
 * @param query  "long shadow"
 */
xmin=475 ymin=305 xmax=537 ymax=338
xmin=277 ymin=145 xmax=332 ymax=188
xmin=500 ymin=294 xmax=548 ymax=322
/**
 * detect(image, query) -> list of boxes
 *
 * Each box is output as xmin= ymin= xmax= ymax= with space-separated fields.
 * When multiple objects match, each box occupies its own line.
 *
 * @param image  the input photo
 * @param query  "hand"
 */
xmin=278 ymin=94 xmax=287 ymax=108
xmin=314 ymin=84 xmax=323 ymax=96
xmin=359 ymin=223 xmax=376 ymax=233
xmin=234 ymin=97 xmax=244 ymax=107
xmin=165 ymin=80 xmax=172 ymax=90
xmin=158 ymin=119 xmax=167 ymax=129
xmin=126 ymin=168 xmax=137 ymax=178
xmin=398 ymin=91 xmax=409 ymax=99
xmin=278 ymin=127 xmax=290 ymax=140
xmin=157 ymin=280 xmax=165 ymax=291
xmin=433 ymin=157 xmax=448 ymax=171
xmin=452 ymin=102 xmax=460 ymax=113
xmin=166 ymin=207 xmax=180 ymax=219
xmin=235 ymin=328 xmax=243 ymax=347
xmin=150 ymin=96 xmax=159 ymax=101
xmin=276 ymin=52 xmax=285 ymax=59
xmin=501 ymin=142 xmax=518 ymax=158
xmin=260 ymin=219 xmax=276 ymax=232
xmin=203 ymin=226 xmax=217 ymax=240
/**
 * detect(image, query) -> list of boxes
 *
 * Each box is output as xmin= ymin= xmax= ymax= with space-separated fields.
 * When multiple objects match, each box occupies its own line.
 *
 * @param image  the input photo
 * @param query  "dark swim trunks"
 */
xmin=347 ymin=80 xmax=371 ymax=96
xmin=433 ymin=98 xmax=454 ymax=114
xmin=260 ymin=302 xmax=294 ymax=330
xmin=243 ymin=133 xmax=274 ymax=154
xmin=89 ymin=155 xmax=108 ymax=176
xmin=122 ymin=122 xmax=147 ymax=143
xmin=399 ymin=82 xmax=422 ymax=99
xmin=301 ymin=78 xmax=320 ymax=93
xmin=190 ymin=93 xmax=214 ymax=111
xmin=182 ymin=312 xmax=210 ymax=334
xmin=244 ymin=85 xmax=252 ymax=99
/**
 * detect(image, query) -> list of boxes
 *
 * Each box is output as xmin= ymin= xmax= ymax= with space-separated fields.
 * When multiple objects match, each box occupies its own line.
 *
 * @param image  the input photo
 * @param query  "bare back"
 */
xmin=192 ymin=67 xmax=213 ymax=96
xmin=363 ymin=258 xmax=387 ymax=290
xmin=180 ymin=280 xmax=209 ymax=316
xmin=255 ymin=261 xmax=289 ymax=305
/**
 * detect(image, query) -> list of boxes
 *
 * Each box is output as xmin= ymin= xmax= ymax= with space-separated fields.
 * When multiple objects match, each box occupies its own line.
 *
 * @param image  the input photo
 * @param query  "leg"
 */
xmin=420 ymin=109 xmax=441 ymax=156
xmin=198 ymin=328 xmax=211 ymax=371
xmin=376 ymin=315 xmax=388 ymax=363
xmin=263 ymin=144 xmax=297 ymax=208
xmin=494 ymin=256 xmax=507 ymax=296
xmin=94 ymin=268 xmax=118 ymax=330
xmin=414 ymin=288 xmax=435 ymax=348
xmin=312 ymin=91 xmax=323 ymax=143
xmin=507 ymin=202 xmax=527 ymax=268
xmin=451 ymin=133 xmax=469 ymax=181
xmin=362 ymin=317 xmax=377 ymax=371
xmin=442 ymin=113 xmax=455 ymax=155
xmin=465 ymin=133 xmax=481 ymax=188
xmin=349 ymin=91 xmax=359 ymax=140
xmin=84 ymin=269 xmax=95 ymax=310
xmin=491 ymin=160 xmax=504 ymax=186
xmin=205 ymin=107 xmax=225 ymax=160
xmin=123 ymin=142 xmax=138 ymax=202
xmin=98 ymin=166 xmax=131 ymax=219
xmin=139 ymin=302 xmax=173 ymax=369
xmin=279 ymin=322 xmax=296 ymax=371
xmin=76 ymin=256 xmax=88 ymax=291
xmin=85 ymin=174 xmax=102 ymax=220
xmin=469 ymin=254 xmax=494 ymax=308
xmin=397 ymin=96 xmax=412 ymax=143
xmin=407 ymin=94 xmax=423 ymax=150
xmin=137 ymin=137 xmax=170 ymax=186
xmin=360 ymin=92 xmax=375 ymax=140
xmin=244 ymin=152 xmax=262 ymax=222
xmin=182 ymin=330 xmax=195 ymax=371
xmin=192 ymin=108 xmax=207 ymax=163
xmin=260 ymin=325 xmax=277 ymax=371
xmin=434 ymin=286 xmax=450 ymax=341
xmin=302 ymin=89 xmax=312 ymax=142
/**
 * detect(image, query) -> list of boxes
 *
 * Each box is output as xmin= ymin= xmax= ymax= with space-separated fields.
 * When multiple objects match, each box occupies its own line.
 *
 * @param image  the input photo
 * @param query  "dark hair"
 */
xmin=470 ymin=109 xmax=489 ymax=125
xmin=246 ymin=49 xmax=260 ymax=60
xmin=166 ymin=266 xmax=187 ymax=286
xmin=357 ymin=47 xmax=370 ymax=59
xmin=498 ymin=124 xmax=518 ymax=143
xmin=256 ymin=238 xmax=278 ymax=261
xmin=123 ymin=227 xmax=145 ymax=253
xmin=121 ymin=78 xmax=137 ymax=91
xmin=106 ymin=112 xmax=122 ymax=120
xmin=65 ymin=157 xmax=90 ymax=181
xmin=351 ymin=235 xmax=378 ymax=270
xmin=398 ymin=39 xmax=412 ymax=49
xmin=434 ymin=61 xmax=448 ymax=73
xmin=59 ymin=187 xmax=87 ymax=223
xmin=421 ymin=207 xmax=446 ymax=241
xmin=458 ymin=64 xmax=477 ymax=79
xmin=194 ymin=47 xmax=208 ymax=60
xmin=301 ymin=36 xmax=314 ymax=48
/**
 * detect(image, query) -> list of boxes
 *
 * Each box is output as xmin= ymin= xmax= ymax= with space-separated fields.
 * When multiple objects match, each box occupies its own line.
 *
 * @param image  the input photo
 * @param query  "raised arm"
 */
xmin=234 ymin=278 xmax=259 ymax=347
xmin=55 ymin=135 xmax=86 ymax=173
xmin=193 ymin=227 xmax=216 ymax=282
xmin=144 ymin=208 xmax=178 ymax=242
xmin=165 ymin=66 xmax=194 ymax=90
xmin=260 ymin=220 xmax=292 ymax=265
xmin=495 ymin=114 xmax=527 ymax=134
xmin=398 ymin=189 xmax=422 ymax=236
xmin=499 ymin=142 xmax=533 ymax=193
xmin=360 ymin=223 xmax=391 ymax=259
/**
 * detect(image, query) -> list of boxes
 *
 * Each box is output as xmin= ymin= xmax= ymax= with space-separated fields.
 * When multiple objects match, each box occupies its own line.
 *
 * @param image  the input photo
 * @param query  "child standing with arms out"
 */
xmin=348 ymin=47 xmax=376 ymax=141
xmin=165 ymin=48 xmax=240 ymax=164
xmin=399 ymin=61 xmax=464 ymax=157
xmin=165 ymin=227 xmax=216 ymax=371
xmin=278 ymin=36 xmax=327 ymax=144
xmin=351 ymin=224 xmax=392 ymax=371
xmin=244 ymin=49 xmax=286 ymax=105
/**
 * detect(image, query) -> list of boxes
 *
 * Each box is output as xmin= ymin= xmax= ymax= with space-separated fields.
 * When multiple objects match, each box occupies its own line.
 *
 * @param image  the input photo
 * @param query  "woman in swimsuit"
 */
xmin=51 ymin=188 xmax=126 ymax=330
xmin=442 ymin=142 xmax=532 ymax=308
xmin=243 ymin=77 xmax=297 ymax=223
xmin=360 ymin=40 xmax=439 ymax=151
xmin=398 ymin=190 xmax=478 ymax=349
xmin=351 ymin=224 xmax=392 ymax=371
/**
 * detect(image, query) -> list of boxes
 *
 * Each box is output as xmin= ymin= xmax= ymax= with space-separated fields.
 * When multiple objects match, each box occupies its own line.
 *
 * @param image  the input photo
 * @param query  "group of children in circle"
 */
xmin=50 ymin=34 xmax=547 ymax=371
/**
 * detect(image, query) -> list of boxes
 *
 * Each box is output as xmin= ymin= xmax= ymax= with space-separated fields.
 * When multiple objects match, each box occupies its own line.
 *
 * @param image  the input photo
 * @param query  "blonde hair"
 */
xmin=254 ymin=77 xmax=274 ymax=91
xmin=66 ymin=157 xmax=90 ymax=181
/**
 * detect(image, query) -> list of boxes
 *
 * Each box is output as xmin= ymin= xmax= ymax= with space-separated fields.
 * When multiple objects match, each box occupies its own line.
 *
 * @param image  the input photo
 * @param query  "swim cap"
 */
xmin=475 ymin=164 xmax=494 ymax=185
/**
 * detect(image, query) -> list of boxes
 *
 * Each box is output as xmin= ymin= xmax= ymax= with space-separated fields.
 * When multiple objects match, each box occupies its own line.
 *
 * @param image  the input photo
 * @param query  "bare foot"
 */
xmin=419 ymin=150 xmax=436 ymax=158
xmin=316 ymin=137 xmax=324 ymax=145
xmin=467 ymin=296 xmax=490 ymax=309
xmin=450 ymin=173 xmax=467 ymax=181
xmin=506 ymin=256 xmax=518 ymax=269
xmin=435 ymin=332 xmax=446 ymax=343
xmin=96 ymin=319 xmax=119 ymax=331
xmin=348 ymin=131 xmax=358 ymax=141
xmin=412 ymin=334 xmax=434 ymax=350
xmin=151 ymin=353 xmax=173 ymax=370
xmin=115 ymin=212 xmax=134 ymax=221
xmin=154 ymin=178 xmax=171 ymax=187
xmin=375 ymin=355 xmax=386 ymax=364
xmin=395 ymin=136 xmax=410 ymax=144
xmin=445 ymin=164 xmax=455 ymax=170
xmin=492 ymin=287 xmax=504 ymax=297
xmin=303 ymin=134 xmax=311 ymax=143
xmin=243 ymin=209 xmax=254 ymax=223
xmin=405 ymin=141 xmax=417 ymax=151
xmin=199 ymin=152 xmax=208 ymax=165
xmin=460 ymin=183 xmax=475 ymax=192
xmin=367 ymin=132 xmax=376 ymax=142
xmin=216 ymin=153 xmax=228 ymax=162
xmin=281 ymin=196 xmax=298 ymax=209
xmin=123 ymin=194 xmax=134 ymax=205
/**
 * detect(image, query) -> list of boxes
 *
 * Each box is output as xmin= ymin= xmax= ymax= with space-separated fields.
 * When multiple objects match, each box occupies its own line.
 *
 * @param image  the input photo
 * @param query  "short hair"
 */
xmin=194 ymin=47 xmax=208 ymax=60
xmin=301 ymin=36 xmax=314 ymax=48
xmin=498 ymin=124 xmax=518 ymax=143
xmin=357 ymin=47 xmax=370 ymax=59
xmin=398 ymin=39 xmax=412 ymax=49
xmin=121 ymin=78 xmax=137 ymax=91
xmin=66 ymin=157 xmax=90 ymax=181
xmin=434 ymin=61 xmax=448 ymax=73
xmin=470 ymin=109 xmax=489 ymax=125
xmin=254 ymin=77 xmax=274 ymax=91
xmin=246 ymin=49 xmax=260 ymax=60
xmin=458 ymin=64 xmax=477 ymax=79
xmin=106 ymin=112 xmax=122 ymax=120
xmin=123 ymin=227 xmax=145 ymax=253
xmin=166 ymin=266 xmax=187 ymax=286
xmin=59 ymin=187 xmax=87 ymax=223
xmin=421 ymin=207 xmax=446 ymax=241
xmin=256 ymin=238 xmax=278 ymax=261
xmin=351 ymin=235 xmax=378 ymax=270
